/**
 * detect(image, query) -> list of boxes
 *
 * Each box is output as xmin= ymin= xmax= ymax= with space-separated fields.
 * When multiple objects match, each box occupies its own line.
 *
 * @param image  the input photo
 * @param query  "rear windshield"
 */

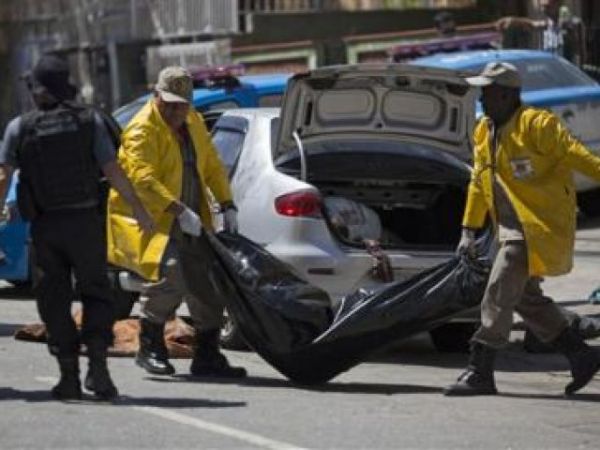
xmin=466 ymin=58 xmax=596 ymax=92
xmin=113 ymin=98 xmax=148 ymax=127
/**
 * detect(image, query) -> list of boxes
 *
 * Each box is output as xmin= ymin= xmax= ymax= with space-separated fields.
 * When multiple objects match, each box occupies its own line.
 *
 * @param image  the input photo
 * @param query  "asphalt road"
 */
xmin=1 ymin=218 xmax=600 ymax=449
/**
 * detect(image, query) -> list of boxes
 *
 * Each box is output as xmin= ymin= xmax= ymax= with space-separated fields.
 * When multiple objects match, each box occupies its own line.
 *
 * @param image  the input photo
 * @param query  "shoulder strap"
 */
xmin=16 ymin=110 xmax=42 ymax=165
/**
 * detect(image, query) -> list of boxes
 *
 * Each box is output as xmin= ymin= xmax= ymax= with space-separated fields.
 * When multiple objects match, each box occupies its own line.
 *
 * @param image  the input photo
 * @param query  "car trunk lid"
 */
xmin=275 ymin=64 xmax=477 ymax=160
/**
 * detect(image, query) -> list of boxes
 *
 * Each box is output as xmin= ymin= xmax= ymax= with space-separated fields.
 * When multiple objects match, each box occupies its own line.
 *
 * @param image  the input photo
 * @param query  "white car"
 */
xmin=210 ymin=64 xmax=483 ymax=350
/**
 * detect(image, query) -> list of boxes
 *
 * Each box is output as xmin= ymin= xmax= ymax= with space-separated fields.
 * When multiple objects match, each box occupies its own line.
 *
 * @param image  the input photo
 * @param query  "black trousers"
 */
xmin=31 ymin=208 xmax=114 ymax=357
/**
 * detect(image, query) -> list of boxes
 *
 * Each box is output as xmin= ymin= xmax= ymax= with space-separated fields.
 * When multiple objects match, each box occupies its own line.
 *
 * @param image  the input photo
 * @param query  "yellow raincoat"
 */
xmin=107 ymin=99 xmax=232 ymax=281
xmin=463 ymin=106 xmax=600 ymax=277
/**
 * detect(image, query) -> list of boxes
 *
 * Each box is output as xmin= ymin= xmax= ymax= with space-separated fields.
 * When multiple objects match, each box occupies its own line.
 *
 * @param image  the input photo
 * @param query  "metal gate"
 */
xmin=138 ymin=0 xmax=238 ymax=40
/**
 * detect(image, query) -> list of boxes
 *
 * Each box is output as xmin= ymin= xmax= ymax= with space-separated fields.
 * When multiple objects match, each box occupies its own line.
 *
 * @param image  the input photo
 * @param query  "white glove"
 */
xmin=0 ymin=204 xmax=9 ymax=223
xmin=223 ymin=207 xmax=238 ymax=234
xmin=177 ymin=207 xmax=202 ymax=236
xmin=456 ymin=228 xmax=476 ymax=258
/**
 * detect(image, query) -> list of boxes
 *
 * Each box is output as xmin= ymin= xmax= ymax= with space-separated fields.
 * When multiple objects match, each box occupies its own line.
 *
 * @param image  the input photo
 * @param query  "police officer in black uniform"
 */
xmin=0 ymin=55 xmax=154 ymax=401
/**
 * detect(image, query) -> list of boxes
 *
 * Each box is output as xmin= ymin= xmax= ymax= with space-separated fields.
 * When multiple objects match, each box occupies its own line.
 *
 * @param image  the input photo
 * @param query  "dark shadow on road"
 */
xmin=115 ymin=395 xmax=246 ymax=408
xmin=0 ymin=388 xmax=52 ymax=402
xmin=298 ymin=381 xmax=441 ymax=395
xmin=0 ymin=387 xmax=246 ymax=408
xmin=153 ymin=374 xmax=442 ymax=395
xmin=152 ymin=374 xmax=246 ymax=385
xmin=0 ymin=285 xmax=34 ymax=300
xmin=0 ymin=323 xmax=22 ymax=337
xmin=499 ymin=391 xmax=600 ymax=403
xmin=240 ymin=375 xmax=442 ymax=395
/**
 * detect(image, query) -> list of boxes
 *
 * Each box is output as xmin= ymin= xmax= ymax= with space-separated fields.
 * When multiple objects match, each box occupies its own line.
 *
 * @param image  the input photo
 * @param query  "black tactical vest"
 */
xmin=17 ymin=102 xmax=99 ymax=214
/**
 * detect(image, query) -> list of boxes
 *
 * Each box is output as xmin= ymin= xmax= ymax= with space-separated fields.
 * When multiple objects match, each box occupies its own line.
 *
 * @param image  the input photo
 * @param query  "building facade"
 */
xmin=5 ymin=0 xmax=597 ymax=128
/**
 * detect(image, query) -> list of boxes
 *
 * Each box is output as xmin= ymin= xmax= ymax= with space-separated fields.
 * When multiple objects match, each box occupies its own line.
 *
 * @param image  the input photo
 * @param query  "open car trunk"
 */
xmin=276 ymin=137 xmax=471 ymax=251
xmin=273 ymin=64 xmax=476 ymax=253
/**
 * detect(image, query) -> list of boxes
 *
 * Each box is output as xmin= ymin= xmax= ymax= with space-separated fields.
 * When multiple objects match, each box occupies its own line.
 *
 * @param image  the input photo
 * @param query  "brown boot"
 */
xmin=444 ymin=342 xmax=497 ymax=396
xmin=190 ymin=329 xmax=247 ymax=378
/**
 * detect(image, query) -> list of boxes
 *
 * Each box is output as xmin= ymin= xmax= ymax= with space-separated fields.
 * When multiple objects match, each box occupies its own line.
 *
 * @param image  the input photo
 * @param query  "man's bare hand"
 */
xmin=132 ymin=204 xmax=156 ymax=234
xmin=495 ymin=17 xmax=513 ymax=30
xmin=496 ymin=16 xmax=537 ymax=31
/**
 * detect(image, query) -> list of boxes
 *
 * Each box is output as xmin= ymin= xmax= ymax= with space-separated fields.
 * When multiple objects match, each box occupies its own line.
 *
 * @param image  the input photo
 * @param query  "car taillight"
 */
xmin=275 ymin=190 xmax=322 ymax=218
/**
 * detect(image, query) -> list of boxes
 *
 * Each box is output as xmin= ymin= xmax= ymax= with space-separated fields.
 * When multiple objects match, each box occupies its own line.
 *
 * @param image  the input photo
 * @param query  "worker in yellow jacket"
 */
xmin=445 ymin=61 xmax=600 ymax=396
xmin=107 ymin=66 xmax=246 ymax=378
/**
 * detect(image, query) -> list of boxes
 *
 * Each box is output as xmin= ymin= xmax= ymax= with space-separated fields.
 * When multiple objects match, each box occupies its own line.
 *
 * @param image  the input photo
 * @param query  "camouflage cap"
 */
xmin=155 ymin=66 xmax=193 ymax=103
xmin=465 ymin=61 xmax=521 ymax=89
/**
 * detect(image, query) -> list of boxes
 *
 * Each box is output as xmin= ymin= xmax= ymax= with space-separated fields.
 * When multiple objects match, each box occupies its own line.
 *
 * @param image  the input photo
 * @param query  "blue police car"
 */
xmin=114 ymin=67 xmax=291 ymax=128
xmin=411 ymin=49 xmax=600 ymax=214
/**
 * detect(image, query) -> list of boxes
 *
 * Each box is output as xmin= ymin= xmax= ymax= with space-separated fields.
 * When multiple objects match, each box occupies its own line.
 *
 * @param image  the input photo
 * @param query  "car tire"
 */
xmin=8 ymin=279 xmax=31 ymax=289
xmin=220 ymin=308 xmax=248 ymax=351
xmin=429 ymin=323 xmax=477 ymax=353
xmin=578 ymin=188 xmax=600 ymax=217
xmin=107 ymin=268 xmax=139 ymax=321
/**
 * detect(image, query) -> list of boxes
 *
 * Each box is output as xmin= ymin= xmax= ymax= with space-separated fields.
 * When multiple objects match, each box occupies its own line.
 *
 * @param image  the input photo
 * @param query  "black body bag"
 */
xmin=179 ymin=232 xmax=493 ymax=385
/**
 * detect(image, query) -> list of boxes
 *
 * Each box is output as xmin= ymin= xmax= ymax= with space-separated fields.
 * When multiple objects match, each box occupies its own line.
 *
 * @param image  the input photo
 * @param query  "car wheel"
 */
xmin=429 ymin=323 xmax=477 ymax=353
xmin=107 ymin=268 xmax=138 ymax=321
xmin=220 ymin=308 xmax=248 ymax=350
xmin=8 ymin=279 xmax=31 ymax=289
xmin=578 ymin=188 xmax=600 ymax=217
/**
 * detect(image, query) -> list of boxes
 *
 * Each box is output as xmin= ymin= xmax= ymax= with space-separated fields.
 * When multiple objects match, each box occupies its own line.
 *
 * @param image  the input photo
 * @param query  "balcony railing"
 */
xmin=238 ymin=0 xmax=475 ymax=13
xmin=7 ymin=0 xmax=239 ymax=46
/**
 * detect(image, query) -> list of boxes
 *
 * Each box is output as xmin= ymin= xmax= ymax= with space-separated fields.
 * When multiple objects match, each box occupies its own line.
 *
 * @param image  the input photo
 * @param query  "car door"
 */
xmin=0 ymin=171 xmax=32 ymax=284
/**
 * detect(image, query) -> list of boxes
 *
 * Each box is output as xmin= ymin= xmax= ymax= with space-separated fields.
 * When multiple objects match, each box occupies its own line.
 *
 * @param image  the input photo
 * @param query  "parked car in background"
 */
xmin=113 ymin=65 xmax=291 ymax=129
xmin=411 ymin=49 xmax=600 ymax=215
xmin=197 ymin=64 xmax=484 ymax=351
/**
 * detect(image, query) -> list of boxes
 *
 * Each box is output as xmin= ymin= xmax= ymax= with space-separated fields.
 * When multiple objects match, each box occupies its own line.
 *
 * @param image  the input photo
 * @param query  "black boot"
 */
xmin=52 ymin=356 xmax=82 ymax=401
xmin=553 ymin=327 xmax=600 ymax=396
xmin=444 ymin=342 xmax=498 ymax=396
xmin=84 ymin=341 xmax=119 ymax=400
xmin=135 ymin=318 xmax=175 ymax=375
xmin=190 ymin=329 xmax=247 ymax=378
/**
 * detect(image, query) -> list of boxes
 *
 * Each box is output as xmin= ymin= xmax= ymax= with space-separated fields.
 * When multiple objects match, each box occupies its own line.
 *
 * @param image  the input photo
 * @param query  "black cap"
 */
xmin=32 ymin=55 xmax=76 ymax=101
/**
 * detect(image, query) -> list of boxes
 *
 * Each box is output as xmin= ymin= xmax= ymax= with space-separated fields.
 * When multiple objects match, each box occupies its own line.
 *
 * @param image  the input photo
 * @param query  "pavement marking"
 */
xmin=36 ymin=376 xmax=59 ymax=384
xmin=135 ymin=405 xmax=308 ymax=450
xmin=36 ymin=376 xmax=307 ymax=450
